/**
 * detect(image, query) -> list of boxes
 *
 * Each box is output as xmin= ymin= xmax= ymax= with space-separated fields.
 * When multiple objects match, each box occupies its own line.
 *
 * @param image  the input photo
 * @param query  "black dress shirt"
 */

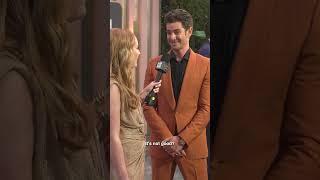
xmin=213 ymin=0 xmax=249 ymax=123
xmin=170 ymin=49 xmax=191 ymax=103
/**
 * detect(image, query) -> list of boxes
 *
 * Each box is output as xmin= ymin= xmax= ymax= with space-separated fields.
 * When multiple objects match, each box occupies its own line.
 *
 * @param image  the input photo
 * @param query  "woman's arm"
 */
xmin=0 ymin=71 xmax=33 ymax=180
xmin=110 ymin=84 xmax=129 ymax=180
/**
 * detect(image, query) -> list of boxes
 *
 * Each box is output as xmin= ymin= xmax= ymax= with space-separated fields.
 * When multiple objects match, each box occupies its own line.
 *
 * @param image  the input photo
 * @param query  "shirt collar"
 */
xmin=170 ymin=48 xmax=191 ymax=62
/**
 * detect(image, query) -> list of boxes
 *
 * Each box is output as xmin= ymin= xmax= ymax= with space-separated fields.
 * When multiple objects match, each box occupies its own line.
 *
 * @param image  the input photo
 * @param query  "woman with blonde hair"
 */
xmin=110 ymin=28 xmax=160 ymax=180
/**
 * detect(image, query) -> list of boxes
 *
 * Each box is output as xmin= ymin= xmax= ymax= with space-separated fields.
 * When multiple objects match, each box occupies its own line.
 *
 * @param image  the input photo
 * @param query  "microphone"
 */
xmin=144 ymin=54 xmax=171 ymax=106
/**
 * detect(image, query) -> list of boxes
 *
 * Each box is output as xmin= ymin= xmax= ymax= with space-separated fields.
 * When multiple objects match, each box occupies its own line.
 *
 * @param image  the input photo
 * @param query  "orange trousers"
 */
xmin=151 ymin=156 xmax=208 ymax=180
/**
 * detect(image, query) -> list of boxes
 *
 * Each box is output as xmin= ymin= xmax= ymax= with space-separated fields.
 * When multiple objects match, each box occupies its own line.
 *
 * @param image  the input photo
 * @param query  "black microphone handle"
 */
xmin=154 ymin=71 xmax=163 ymax=82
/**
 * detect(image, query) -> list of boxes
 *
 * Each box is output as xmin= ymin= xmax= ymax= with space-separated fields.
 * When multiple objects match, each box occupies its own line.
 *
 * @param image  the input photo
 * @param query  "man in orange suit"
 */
xmin=143 ymin=9 xmax=210 ymax=180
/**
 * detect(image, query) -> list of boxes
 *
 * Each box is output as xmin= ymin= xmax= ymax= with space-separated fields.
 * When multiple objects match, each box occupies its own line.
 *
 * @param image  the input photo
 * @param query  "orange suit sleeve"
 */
xmin=143 ymin=58 xmax=173 ymax=140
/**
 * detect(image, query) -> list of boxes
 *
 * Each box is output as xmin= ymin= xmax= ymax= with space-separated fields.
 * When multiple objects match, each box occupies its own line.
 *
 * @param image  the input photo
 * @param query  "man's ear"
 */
xmin=187 ymin=27 xmax=193 ymax=37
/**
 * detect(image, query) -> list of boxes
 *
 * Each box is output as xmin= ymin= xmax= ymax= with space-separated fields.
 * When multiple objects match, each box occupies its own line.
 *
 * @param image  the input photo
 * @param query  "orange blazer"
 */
xmin=212 ymin=0 xmax=320 ymax=180
xmin=143 ymin=49 xmax=210 ymax=159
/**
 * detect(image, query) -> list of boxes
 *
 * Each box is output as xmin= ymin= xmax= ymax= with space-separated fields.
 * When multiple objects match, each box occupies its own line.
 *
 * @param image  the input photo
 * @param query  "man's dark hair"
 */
xmin=164 ymin=9 xmax=193 ymax=30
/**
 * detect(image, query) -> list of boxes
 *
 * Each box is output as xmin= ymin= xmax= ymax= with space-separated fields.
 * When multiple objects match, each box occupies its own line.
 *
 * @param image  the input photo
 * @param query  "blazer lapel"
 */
xmin=162 ymin=64 xmax=176 ymax=110
xmin=219 ymin=0 xmax=280 ymax=116
xmin=235 ymin=0 xmax=277 ymax=56
xmin=175 ymin=50 xmax=197 ymax=112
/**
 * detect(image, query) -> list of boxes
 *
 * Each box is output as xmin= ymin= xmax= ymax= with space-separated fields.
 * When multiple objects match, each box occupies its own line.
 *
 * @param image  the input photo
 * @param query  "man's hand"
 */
xmin=162 ymin=136 xmax=186 ymax=158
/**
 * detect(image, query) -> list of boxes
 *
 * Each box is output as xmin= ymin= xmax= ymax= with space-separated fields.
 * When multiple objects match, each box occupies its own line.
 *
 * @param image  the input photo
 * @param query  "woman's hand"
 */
xmin=139 ymin=80 xmax=162 ymax=101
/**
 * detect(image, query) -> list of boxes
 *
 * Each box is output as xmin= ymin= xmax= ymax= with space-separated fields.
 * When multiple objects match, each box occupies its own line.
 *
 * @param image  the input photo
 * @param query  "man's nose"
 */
xmin=168 ymin=33 xmax=176 ymax=40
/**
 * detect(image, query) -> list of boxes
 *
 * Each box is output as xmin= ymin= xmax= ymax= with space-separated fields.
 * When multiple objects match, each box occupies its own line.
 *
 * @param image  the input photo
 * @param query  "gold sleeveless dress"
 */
xmin=110 ymin=79 xmax=145 ymax=180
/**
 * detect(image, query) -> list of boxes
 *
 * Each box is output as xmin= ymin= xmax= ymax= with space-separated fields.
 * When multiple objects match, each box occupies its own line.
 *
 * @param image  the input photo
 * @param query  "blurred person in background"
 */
xmin=0 ymin=0 xmax=106 ymax=179
xmin=198 ymin=21 xmax=210 ymax=58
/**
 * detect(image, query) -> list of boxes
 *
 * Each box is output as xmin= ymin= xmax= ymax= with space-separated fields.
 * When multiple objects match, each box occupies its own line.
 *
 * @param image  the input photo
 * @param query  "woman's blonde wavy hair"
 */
xmin=110 ymin=28 xmax=140 ymax=109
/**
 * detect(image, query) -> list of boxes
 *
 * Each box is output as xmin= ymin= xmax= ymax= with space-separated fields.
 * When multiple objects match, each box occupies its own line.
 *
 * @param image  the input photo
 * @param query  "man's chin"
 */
xmin=173 ymin=48 xmax=184 ymax=52
xmin=170 ymin=45 xmax=181 ymax=50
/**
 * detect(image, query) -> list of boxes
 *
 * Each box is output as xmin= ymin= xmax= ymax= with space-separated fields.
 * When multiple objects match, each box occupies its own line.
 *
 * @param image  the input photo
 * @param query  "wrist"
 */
xmin=139 ymin=90 xmax=147 ymax=101
xmin=115 ymin=166 xmax=129 ymax=178
xmin=177 ymin=136 xmax=186 ymax=147
xmin=118 ymin=172 xmax=129 ymax=180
